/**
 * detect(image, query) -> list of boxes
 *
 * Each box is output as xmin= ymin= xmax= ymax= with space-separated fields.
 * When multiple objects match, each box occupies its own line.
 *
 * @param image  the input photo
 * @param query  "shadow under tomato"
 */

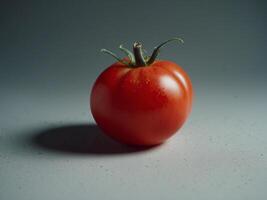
xmin=32 ymin=124 xmax=158 ymax=155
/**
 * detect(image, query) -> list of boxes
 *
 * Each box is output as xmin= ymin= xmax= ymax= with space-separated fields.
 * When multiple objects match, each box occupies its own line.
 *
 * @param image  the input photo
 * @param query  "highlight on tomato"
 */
xmin=90 ymin=38 xmax=193 ymax=146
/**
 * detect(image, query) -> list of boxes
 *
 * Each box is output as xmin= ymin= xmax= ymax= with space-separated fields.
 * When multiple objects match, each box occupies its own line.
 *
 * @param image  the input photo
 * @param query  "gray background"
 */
xmin=1 ymin=0 xmax=267 ymax=199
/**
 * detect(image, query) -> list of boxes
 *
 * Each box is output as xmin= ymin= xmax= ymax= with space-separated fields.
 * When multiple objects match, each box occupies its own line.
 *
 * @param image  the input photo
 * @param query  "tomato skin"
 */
xmin=90 ymin=60 xmax=193 ymax=146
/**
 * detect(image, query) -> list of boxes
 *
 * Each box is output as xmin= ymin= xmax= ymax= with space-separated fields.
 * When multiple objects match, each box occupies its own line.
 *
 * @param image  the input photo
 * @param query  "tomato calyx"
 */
xmin=101 ymin=37 xmax=184 ymax=67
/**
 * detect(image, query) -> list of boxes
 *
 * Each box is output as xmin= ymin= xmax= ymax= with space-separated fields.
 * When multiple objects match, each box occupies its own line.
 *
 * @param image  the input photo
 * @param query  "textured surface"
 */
xmin=1 ymin=0 xmax=267 ymax=199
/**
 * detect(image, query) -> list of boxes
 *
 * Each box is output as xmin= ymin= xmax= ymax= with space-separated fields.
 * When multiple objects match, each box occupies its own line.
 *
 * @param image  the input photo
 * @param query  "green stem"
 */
xmin=100 ymin=49 xmax=131 ymax=66
xmin=101 ymin=37 xmax=184 ymax=67
xmin=147 ymin=37 xmax=184 ymax=65
xmin=119 ymin=44 xmax=135 ymax=65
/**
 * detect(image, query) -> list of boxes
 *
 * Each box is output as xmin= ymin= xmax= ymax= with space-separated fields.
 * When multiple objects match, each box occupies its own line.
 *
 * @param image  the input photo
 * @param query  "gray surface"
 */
xmin=1 ymin=0 xmax=267 ymax=199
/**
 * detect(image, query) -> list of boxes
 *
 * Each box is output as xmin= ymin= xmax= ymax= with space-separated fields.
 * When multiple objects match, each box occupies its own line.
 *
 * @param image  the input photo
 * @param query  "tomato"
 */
xmin=90 ymin=38 xmax=193 ymax=146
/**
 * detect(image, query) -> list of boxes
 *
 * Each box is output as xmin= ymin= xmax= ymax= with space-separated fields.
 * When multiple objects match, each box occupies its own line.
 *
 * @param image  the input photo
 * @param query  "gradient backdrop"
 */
xmin=0 ymin=0 xmax=267 ymax=200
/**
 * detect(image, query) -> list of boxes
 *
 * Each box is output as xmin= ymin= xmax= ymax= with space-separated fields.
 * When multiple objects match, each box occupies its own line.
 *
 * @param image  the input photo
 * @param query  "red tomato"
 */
xmin=90 ymin=38 xmax=193 ymax=146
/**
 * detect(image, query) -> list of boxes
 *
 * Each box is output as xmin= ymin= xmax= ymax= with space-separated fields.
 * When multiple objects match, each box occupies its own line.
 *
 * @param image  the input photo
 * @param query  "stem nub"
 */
xmin=133 ymin=42 xmax=147 ymax=67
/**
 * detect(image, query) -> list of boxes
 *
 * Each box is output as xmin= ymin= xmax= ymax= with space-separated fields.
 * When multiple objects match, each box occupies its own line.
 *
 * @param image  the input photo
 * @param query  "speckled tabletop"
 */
xmin=1 ymin=85 xmax=267 ymax=200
